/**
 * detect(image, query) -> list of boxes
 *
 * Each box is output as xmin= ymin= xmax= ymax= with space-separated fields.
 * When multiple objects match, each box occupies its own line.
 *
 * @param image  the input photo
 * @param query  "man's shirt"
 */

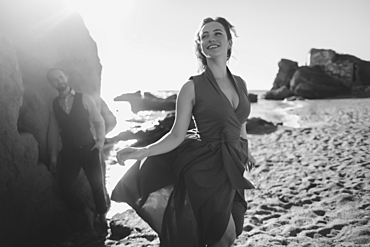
xmin=48 ymin=89 xmax=105 ymax=162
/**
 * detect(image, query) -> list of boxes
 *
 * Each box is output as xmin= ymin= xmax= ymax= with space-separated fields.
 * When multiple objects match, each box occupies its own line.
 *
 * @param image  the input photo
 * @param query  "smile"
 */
xmin=207 ymin=44 xmax=220 ymax=49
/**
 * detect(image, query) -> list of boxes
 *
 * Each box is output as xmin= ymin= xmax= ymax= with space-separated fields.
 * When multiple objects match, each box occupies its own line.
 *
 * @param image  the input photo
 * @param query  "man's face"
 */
xmin=48 ymin=69 xmax=69 ymax=92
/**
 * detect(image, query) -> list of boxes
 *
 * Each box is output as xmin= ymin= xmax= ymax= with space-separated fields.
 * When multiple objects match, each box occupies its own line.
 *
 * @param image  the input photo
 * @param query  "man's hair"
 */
xmin=47 ymin=68 xmax=67 ymax=82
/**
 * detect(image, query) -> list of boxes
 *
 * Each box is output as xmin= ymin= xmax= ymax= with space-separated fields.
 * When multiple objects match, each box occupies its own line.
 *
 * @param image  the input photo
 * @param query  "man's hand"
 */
xmin=91 ymin=141 xmax=104 ymax=152
xmin=49 ymin=161 xmax=57 ymax=173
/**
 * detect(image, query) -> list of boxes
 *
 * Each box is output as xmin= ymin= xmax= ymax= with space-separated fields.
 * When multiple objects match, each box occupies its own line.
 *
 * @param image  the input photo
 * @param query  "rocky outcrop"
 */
xmin=107 ymin=114 xmax=279 ymax=148
xmin=309 ymin=48 xmax=370 ymax=87
xmin=114 ymin=91 xmax=177 ymax=113
xmin=0 ymin=0 xmax=111 ymax=246
xmin=263 ymin=59 xmax=298 ymax=100
xmin=265 ymin=49 xmax=370 ymax=100
xmin=272 ymin=59 xmax=299 ymax=90
xmin=115 ymin=91 xmax=258 ymax=113
xmin=107 ymin=112 xmax=196 ymax=147
xmin=290 ymin=66 xmax=349 ymax=99
xmin=248 ymin=93 xmax=258 ymax=103
xmin=264 ymin=85 xmax=294 ymax=100
xmin=0 ymin=32 xmax=69 ymax=247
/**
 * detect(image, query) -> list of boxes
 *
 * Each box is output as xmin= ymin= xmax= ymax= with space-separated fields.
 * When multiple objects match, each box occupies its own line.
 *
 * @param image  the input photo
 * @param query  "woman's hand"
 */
xmin=247 ymin=152 xmax=256 ymax=172
xmin=116 ymin=147 xmax=147 ymax=165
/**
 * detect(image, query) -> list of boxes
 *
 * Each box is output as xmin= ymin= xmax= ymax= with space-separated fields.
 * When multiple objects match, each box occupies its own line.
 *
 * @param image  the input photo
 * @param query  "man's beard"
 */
xmin=56 ymin=83 xmax=68 ymax=92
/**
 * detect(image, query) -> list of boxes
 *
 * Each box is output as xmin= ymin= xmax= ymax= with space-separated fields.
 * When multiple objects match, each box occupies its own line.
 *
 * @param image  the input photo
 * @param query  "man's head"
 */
xmin=47 ymin=68 xmax=69 ymax=92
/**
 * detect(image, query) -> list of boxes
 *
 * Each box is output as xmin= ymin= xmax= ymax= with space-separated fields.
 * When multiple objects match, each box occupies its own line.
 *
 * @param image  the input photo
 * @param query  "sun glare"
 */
xmin=62 ymin=0 xmax=86 ymax=12
xmin=61 ymin=0 xmax=102 ymax=18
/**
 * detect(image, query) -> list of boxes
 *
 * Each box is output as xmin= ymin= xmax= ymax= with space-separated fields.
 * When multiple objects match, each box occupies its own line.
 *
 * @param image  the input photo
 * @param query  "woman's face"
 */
xmin=199 ymin=21 xmax=230 ymax=59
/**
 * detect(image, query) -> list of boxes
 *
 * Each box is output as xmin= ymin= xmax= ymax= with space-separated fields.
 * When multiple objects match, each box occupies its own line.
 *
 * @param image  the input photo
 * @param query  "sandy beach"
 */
xmin=54 ymin=98 xmax=370 ymax=247
xmin=236 ymin=98 xmax=370 ymax=246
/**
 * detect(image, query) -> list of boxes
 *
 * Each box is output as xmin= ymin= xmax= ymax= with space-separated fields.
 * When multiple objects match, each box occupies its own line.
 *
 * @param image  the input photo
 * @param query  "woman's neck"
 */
xmin=207 ymin=58 xmax=228 ymax=80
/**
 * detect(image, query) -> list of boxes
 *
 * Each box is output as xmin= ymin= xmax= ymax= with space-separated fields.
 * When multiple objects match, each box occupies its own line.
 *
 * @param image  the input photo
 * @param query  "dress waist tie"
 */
xmin=203 ymin=130 xmax=255 ymax=190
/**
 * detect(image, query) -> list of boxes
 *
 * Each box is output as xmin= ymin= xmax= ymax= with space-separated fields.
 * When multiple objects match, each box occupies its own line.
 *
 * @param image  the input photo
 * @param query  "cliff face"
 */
xmin=0 ymin=0 xmax=109 ymax=245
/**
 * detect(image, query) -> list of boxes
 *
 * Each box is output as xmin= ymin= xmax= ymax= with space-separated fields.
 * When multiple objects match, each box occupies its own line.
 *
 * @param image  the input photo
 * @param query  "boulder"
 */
xmin=290 ymin=66 xmax=350 ymax=99
xmin=266 ymin=49 xmax=370 ymax=101
xmin=264 ymin=85 xmax=294 ymax=100
xmin=0 ymin=32 xmax=70 ymax=247
xmin=115 ymin=91 xmax=257 ymax=112
xmin=248 ymin=93 xmax=258 ymax=103
xmin=108 ymin=114 xmax=279 ymax=147
xmin=246 ymin=117 xmax=281 ymax=135
xmin=0 ymin=0 xmax=108 ymax=245
xmin=109 ymin=209 xmax=157 ymax=243
xmin=107 ymin=112 xmax=196 ymax=147
xmin=114 ymin=91 xmax=176 ymax=113
xmin=272 ymin=59 xmax=299 ymax=90
xmin=309 ymin=48 xmax=370 ymax=88
xmin=285 ymin=95 xmax=306 ymax=101
xmin=0 ymin=0 xmax=103 ymax=163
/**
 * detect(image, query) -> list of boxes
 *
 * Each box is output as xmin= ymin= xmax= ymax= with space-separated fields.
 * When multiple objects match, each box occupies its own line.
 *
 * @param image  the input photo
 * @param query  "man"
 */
xmin=47 ymin=68 xmax=108 ymax=229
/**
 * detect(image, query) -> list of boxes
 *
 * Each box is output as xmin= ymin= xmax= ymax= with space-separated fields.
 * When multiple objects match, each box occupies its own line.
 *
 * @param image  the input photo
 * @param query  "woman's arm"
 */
xmin=117 ymin=80 xmax=195 ymax=162
xmin=240 ymin=121 xmax=248 ymax=140
xmin=145 ymin=80 xmax=194 ymax=156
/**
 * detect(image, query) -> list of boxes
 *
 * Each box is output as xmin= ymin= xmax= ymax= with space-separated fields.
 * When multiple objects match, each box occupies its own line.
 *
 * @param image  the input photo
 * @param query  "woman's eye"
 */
xmin=216 ymin=32 xmax=222 ymax=36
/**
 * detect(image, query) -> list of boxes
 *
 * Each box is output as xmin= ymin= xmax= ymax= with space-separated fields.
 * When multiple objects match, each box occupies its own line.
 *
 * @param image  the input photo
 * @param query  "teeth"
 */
xmin=208 ymin=45 xmax=219 ymax=49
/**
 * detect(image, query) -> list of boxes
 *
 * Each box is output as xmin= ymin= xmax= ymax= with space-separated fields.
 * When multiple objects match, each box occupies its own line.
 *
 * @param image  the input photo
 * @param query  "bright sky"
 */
xmin=62 ymin=0 xmax=370 ymax=101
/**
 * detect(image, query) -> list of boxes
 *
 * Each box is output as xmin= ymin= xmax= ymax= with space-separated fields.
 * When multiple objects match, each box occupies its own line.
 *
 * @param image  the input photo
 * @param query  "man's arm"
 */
xmin=83 ymin=94 xmax=106 ymax=150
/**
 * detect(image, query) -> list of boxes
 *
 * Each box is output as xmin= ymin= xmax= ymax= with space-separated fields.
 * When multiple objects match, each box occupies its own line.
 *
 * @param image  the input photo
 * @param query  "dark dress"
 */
xmin=111 ymin=67 xmax=255 ymax=246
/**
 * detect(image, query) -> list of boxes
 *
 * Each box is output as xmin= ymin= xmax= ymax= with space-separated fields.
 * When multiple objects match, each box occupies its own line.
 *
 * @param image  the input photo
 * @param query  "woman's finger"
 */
xmin=117 ymin=152 xmax=131 ymax=165
xmin=247 ymin=161 xmax=255 ymax=171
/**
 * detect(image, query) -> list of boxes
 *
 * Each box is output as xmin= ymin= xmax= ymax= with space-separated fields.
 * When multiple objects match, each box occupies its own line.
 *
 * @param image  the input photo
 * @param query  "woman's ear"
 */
xmin=228 ymin=40 xmax=233 ymax=50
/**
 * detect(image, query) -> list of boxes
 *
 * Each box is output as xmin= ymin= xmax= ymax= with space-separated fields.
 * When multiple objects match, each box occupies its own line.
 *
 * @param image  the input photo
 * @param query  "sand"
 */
xmin=54 ymin=98 xmax=370 ymax=247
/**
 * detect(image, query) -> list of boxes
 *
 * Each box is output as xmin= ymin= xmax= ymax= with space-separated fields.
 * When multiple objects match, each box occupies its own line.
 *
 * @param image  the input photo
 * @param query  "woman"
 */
xmin=112 ymin=17 xmax=256 ymax=247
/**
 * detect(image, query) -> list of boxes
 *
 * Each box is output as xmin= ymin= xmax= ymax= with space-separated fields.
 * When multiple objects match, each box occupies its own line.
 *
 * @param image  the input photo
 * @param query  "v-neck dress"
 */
xmin=111 ymin=67 xmax=255 ymax=246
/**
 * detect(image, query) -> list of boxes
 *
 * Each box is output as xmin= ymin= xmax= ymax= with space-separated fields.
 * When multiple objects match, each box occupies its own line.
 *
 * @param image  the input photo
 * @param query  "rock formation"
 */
xmin=107 ymin=114 xmax=278 ymax=148
xmin=0 ymin=0 xmax=114 ymax=246
xmin=114 ymin=91 xmax=177 ymax=113
xmin=290 ymin=66 xmax=349 ymax=98
xmin=272 ymin=59 xmax=299 ymax=90
xmin=265 ymin=49 xmax=370 ymax=100
xmin=115 ymin=90 xmax=258 ymax=113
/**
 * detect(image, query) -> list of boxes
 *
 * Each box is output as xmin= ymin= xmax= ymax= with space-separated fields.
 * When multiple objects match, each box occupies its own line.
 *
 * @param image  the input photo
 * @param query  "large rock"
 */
xmin=0 ymin=33 xmax=71 ymax=247
xmin=290 ymin=66 xmax=350 ymax=99
xmin=114 ymin=91 xmax=176 ymax=113
xmin=115 ymin=91 xmax=258 ymax=113
xmin=0 ymin=0 xmax=108 ymax=245
xmin=108 ymin=114 xmax=279 ymax=148
xmin=309 ymin=48 xmax=370 ymax=88
xmin=248 ymin=93 xmax=258 ymax=103
xmin=272 ymin=59 xmax=299 ymax=90
xmin=266 ymin=49 xmax=370 ymax=101
xmin=0 ymin=0 xmax=103 ymax=163
xmin=264 ymin=85 xmax=294 ymax=100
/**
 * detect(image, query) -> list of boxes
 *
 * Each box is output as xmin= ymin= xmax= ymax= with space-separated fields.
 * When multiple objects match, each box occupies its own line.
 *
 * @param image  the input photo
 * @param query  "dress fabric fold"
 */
xmin=111 ymin=67 xmax=255 ymax=246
